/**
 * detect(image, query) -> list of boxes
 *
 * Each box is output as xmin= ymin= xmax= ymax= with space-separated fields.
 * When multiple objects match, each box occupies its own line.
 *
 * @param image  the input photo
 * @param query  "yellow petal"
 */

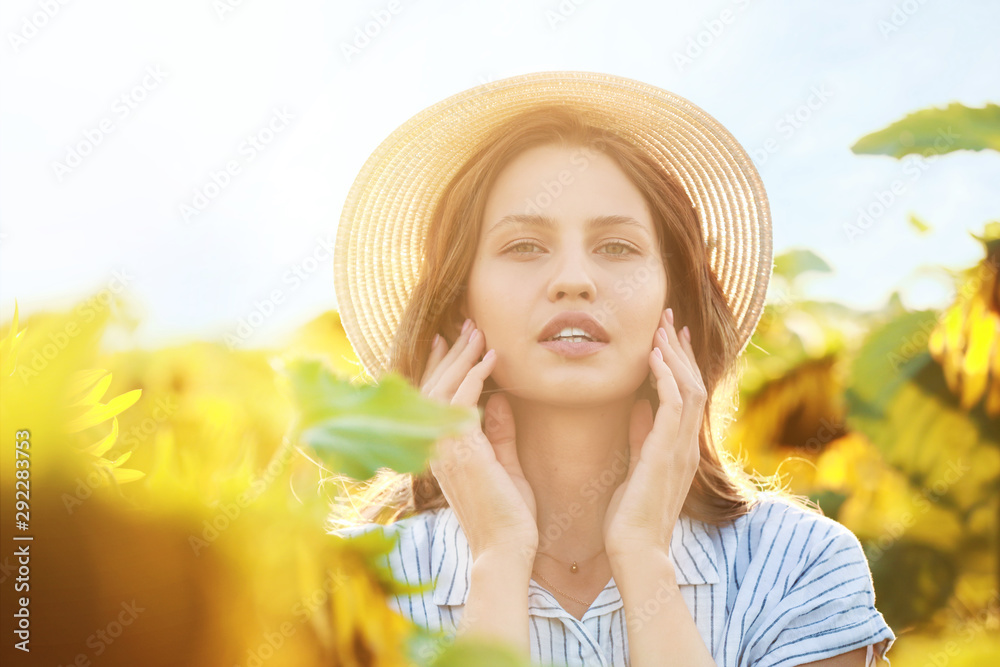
xmin=66 ymin=388 xmax=142 ymax=432
xmin=939 ymin=304 xmax=966 ymax=393
xmin=83 ymin=417 xmax=119 ymax=457
xmin=110 ymin=467 xmax=145 ymax=484
xmin=69 ymin=371 xmax=113 ymax=407
xmin=987 ymin=323 xmax=1000 ymax=418
xmin=109 ymin=449 xmax=132 ymax=467
xmin=960 ymin=299 xmax=994 ymax=410
xmin=66 ymin=368 xmax=113 ymax=400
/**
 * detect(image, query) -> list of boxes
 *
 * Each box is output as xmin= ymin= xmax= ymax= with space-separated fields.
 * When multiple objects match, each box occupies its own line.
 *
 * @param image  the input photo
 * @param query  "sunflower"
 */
xmin=928 ymin=229 xmax=1000 ymax=417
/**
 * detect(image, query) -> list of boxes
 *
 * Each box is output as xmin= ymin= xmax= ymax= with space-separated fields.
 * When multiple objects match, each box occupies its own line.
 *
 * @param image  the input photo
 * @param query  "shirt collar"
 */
xmin=430 ymin=505 xmax=720 ymax=608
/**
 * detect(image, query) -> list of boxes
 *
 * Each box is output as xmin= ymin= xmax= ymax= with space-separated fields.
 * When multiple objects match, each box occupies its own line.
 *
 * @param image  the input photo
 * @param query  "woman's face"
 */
xmin=462 ymin=143 xmax=669 ymax=404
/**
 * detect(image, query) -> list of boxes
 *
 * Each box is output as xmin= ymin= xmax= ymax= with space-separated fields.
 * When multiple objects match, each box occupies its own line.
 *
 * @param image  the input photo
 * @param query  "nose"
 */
xmin=546 ymin=245 xmax=598 ymax=302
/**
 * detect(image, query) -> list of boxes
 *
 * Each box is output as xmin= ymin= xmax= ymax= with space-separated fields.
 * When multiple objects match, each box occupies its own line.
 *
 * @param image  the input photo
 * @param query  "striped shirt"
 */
xmin=334 ymin=493 xmax=896 ymax=666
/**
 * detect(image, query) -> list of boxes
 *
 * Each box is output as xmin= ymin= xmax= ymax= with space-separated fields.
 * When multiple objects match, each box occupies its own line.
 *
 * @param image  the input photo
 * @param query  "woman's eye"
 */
xmin=502 ymin=240 xmax=639 ymax=256
xmin=602 ymin=240 xmax=638 ymax=256
xmin=505 ymin=241 xmax=541 ymax=254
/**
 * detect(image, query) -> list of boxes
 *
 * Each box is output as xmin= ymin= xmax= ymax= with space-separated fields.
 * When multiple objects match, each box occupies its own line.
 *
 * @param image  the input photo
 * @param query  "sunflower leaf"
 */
xmin=851 ymin=102 xmax=1000 ymax=158
xmin=281 ymin=357 xmax=477 ymax=480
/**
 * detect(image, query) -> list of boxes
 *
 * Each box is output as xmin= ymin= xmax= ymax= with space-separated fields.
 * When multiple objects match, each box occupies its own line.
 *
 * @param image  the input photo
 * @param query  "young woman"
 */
xmin=332 ymin=72 xmax=896 ymax=667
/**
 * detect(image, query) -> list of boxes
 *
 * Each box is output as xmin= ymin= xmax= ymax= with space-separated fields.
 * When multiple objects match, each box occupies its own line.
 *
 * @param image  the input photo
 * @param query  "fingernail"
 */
xmin=666 ymin=308 xmax=674 ymax=325
xmin=469 ymin=328 xmax=479 ymax=342
xmin=682 ymin=326 xmax=690 ymax=341
xmin=654 ymin=347 xmax=663 ymax=360
xmin=484 ymin=349 xmax=495 ymax=362
xmin=658 ymin=327 xmax=667 ymax=340
xmin=461 ymin=318 xmax=471 ymax=333
xmin=432 ymin=333 xmax=441 ymax=348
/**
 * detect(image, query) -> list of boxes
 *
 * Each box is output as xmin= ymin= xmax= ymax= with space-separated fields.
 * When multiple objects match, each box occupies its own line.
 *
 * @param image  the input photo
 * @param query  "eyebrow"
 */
xmin=486 ymin=214 xmax=653 ymax=239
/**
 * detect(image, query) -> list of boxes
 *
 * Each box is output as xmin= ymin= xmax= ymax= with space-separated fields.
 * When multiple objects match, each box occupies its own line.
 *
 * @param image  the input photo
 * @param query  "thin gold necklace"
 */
xmin=535 ymin=547 xmax=606 ymax=573
xmin=531 ymin=569 xmax=593 ymax=607
xmin=530 ymin=548 xmax=607 ymax=607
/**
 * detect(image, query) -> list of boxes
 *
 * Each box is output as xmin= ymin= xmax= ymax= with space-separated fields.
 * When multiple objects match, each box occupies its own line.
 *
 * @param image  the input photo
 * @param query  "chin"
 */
xmin=529 ymin=377 xmax=635 ymax=404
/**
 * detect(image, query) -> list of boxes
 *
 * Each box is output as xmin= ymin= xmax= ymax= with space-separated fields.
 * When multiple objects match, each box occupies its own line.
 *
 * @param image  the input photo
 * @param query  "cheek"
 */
xmin=625 ymin=292 xmax=667 ymax=351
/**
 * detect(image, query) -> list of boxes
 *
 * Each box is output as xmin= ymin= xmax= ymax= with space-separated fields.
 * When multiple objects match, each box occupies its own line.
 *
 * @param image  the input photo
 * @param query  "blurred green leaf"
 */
xmin=851 ymin=102 xmax=1000 ymax=158
xmin=773 ymin=249 xmax=833 ymax=284
xmin=809 ymin=489 xmax=848 ymax=519
xmin=846 ymin=312 xmax=999 ymax=511
xmin=281 ymin=357 xmax=477 ymax=480
xmin=868 ymin=541 xmax=958 ymax=629
xmin=336 ymin=525 xmax=437 ymax=598
xmin=846 ymin=311 xmax=935 ymax=412
xmin=429 ymin=636 xmax=534 ymax=667
xmin=969 ymin=220 xmax=1000 ymax=245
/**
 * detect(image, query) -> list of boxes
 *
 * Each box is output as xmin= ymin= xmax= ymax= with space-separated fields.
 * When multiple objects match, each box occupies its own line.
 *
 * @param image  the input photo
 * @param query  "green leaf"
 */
xmin=428 ymin=636 xmax=535 ymax=667
xmin=772 ymin=249 xmax=832 ymax=283
xmin=969 ymin=220 xmax=1000 ymax=246
xmin=281 ymin=357 xmax=478 ymax=480
xmin=809 ymin=489 xmax=848 ymax=520
xmin=867 ymin=542 xmax=957 ymax=629
xmin=335 ymin=525 xmax=436 ymax=598
xmin=851 ymin=102 xmax=1000 ymax=158
xmin=846 ymin=311 xmax=936 ymax=413
xmin=846 ymin=311 xmax=999 ymax=512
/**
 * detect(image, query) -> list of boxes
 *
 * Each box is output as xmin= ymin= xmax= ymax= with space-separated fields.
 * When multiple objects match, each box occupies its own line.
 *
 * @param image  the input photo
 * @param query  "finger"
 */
xmin=653 ymin=329 xmax=706 ymax=463
xmin=657 ymin=309 xmax=694 ymax=377
xmin=424 ymin=325 xmax=479 ymax=399
xmin=422 ymin=324 xmax=473 ymax=391
xmin=655 ymin=313 xmax=698 ymax=402
xmin=450 ymin=342 xmax=494 ymax=408
xmin=434 ymin=348 xmax=495 ymax=475
xmin=654 ymin=326 xmax=694 ymax=391
xmin=420 ymin=334 xmax=449 ymax=389
xmin=432 ymin=327 xmax=488 ymax=401
xmin=676 ymin=326 xmax=706 ymax=393
xmin=646 ymin=345 xmax=684 ymax=453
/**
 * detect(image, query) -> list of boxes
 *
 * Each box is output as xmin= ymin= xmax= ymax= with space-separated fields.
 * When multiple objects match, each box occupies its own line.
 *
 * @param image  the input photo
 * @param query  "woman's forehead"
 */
xmin=482 ymin=145 xmax=653 ymax=230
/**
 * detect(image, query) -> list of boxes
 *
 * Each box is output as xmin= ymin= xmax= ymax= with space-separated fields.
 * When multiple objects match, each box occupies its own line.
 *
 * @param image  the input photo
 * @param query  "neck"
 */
xmin=506 ymin=392 xmax=633 ymax=562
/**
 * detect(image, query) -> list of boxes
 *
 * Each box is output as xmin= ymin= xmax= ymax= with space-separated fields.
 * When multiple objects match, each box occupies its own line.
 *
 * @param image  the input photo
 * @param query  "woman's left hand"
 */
xmin=602 ymin=307 xmax=708 ymax=562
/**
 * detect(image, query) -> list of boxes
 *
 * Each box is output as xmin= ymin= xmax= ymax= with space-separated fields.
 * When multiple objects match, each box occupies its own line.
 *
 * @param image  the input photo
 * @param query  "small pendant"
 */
xmin=570 ymin=561 xmax=578 ymax=574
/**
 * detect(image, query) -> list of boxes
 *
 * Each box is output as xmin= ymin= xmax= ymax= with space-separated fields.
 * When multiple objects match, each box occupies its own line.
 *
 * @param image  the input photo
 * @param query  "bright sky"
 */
xmin=1 ymin=0 xmax=998 ymax=350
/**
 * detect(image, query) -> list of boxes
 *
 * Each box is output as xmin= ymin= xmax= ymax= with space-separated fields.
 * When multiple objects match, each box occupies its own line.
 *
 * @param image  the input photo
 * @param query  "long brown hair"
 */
xmin=328 ymin=105 xmax=813 ymax=531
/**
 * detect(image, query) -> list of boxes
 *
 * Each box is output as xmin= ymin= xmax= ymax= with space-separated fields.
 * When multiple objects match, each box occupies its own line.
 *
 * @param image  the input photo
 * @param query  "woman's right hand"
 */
xmin=420 ymin=318 xmax=539 ymax=565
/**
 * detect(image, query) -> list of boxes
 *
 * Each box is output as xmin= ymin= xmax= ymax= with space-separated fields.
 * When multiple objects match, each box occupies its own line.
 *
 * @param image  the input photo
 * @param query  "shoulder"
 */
xmin=332 ymin=508 xmax=442 ymax=548
xmin=722 ymin=494 xmax=896 ymax=667
xmin=331 ymin=509 xmax=443 ymax=576
xmin=734 ymin=492 xmax=864 ymax=572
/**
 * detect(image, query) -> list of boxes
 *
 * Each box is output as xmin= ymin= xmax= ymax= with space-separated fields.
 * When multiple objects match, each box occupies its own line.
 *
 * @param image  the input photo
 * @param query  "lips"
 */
xmin=538 ymin=338 xmax=607 ymax=359
xmin=537 ymin=311 xmax=609 ymax=343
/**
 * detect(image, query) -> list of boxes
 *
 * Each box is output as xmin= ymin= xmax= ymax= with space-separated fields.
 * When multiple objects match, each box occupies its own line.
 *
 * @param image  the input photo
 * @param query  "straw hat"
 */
xmin=334 ymin=71 xmax=772 ymax=380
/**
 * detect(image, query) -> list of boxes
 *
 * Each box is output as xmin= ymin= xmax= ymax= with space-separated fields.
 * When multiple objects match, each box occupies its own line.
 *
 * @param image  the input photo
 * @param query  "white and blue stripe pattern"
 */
xmin=334 ymin=494 xmax=896 ymax=666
